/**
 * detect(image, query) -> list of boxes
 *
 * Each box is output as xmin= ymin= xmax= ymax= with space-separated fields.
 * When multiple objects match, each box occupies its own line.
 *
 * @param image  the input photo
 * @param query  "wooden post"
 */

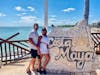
xmin=8 ymin=43 xmax=12 ymax=62
xmin=0 ymin=44 xmax=3 ymax=68
xmin=4 ymin=43 xmax=7 ymax=64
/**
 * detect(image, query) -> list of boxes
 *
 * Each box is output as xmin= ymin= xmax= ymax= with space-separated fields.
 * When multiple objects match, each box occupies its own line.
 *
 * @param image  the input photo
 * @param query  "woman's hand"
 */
xmin=37 ymin=46 xmax=40 ymax=55
xmin=37 ymin=50 xmax=41 ymax=55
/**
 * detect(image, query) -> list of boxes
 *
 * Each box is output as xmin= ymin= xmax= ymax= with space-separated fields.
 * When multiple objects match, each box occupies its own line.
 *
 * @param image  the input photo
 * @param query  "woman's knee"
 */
xmin=46 ymin=55 xmax=50 ymax=61
xmin=31 ymin=58 xmax=36 ymax=63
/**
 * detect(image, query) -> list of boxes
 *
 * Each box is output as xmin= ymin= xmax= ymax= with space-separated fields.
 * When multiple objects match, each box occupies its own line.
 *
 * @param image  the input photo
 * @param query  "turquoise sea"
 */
xmin=0 ymin=26 xmax=52 ymax=40
xmin=0 ymin=26 xmax=52 ymax=55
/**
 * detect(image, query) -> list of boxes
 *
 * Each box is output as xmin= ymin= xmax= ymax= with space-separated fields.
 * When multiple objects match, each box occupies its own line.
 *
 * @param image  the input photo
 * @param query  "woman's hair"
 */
xmin=33 ymin=23 xmax=38 ymax=28
xmin=42 ymin=27 xmax=47 ymax=32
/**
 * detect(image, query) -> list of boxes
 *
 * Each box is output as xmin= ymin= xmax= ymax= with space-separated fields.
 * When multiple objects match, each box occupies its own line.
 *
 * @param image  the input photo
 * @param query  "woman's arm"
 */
xmin=37 ymin=36 xmax=42 ymax=55
xmin=29 ymin=38 xmax=38 ymax=48
xmin=37 ymin=36 xmax=42 ymax=47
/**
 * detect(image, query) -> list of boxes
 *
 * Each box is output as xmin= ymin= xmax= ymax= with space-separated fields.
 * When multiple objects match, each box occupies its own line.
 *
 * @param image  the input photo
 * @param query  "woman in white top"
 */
xmin=38 ymin=28 xmax=50 ymax=74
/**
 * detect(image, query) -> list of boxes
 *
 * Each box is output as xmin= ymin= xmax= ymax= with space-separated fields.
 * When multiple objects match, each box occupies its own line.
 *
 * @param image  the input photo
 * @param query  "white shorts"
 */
xmin=40 ymin=49 xmax=49 ymax=54
xmin=40 ymin=43 xmax=49 ymax=54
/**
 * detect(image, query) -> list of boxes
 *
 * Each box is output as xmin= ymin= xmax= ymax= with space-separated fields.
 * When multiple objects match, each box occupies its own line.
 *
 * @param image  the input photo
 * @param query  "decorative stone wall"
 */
xmin=47 ymin=20 xmax=97 ymax=75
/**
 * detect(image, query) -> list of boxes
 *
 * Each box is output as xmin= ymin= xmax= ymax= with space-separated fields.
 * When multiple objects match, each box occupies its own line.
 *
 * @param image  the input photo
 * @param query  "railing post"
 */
xmin=20 ymin=48 xmax=23 ymax=57
xmin=4 ymin=43 xmax=7 ymax=64
xmin=0 ymin=44 xmax=3 ymax=68
xmin=0 ymin=44 xmax=3 ymax=62
xmin=13 ymin=45 xmax=15 ymax=60
xmin=17 ymin=47 xmax=19 ymax=58
xmin=8 ymin=43 xmax=12 ymax=62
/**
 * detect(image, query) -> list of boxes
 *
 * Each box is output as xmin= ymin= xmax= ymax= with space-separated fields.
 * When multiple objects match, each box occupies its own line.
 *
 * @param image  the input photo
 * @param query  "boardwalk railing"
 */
xmin=91 ymin=33 xmax=100 ymax=55
xmin=0 ymin=32 xmax=100 ymax=66
xmin=0 ymin=33 xmax=30 ymax=65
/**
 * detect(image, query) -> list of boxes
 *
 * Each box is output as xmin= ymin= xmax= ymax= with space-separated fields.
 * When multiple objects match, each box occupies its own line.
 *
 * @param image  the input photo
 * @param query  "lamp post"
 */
xmin=44 ymin=0 xmax=48 ymax=30
xmin=84 ymin=0 xmax=89 ymax=24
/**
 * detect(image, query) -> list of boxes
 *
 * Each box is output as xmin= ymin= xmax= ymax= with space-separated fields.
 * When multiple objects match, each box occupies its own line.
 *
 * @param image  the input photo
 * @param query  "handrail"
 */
xmin=91 ymin=33 xmax=100 ymax=55
xmin=10 ymin=40 xmax=29 ymax=42
xmin=0 ymin=33 xmax=20 ymax=44
xmin=0 ymin=33 xmax=30 ymax=65
xmin=0 ymin=38 xmax=30 ymax=52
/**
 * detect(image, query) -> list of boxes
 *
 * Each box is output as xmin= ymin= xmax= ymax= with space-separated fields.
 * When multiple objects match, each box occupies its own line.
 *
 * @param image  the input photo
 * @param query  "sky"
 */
xmin=0 ymin=0 xmax=100 ymax=27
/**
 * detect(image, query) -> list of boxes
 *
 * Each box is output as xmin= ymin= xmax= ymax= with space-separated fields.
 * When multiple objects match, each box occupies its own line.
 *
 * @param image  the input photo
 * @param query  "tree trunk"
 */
xmin=84 ymin=0 xmax=89 ymax=24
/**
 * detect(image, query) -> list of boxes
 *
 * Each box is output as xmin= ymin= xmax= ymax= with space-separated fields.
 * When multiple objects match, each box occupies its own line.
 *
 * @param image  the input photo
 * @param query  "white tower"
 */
xmin=44 ymin=0 xmax=48 ymax=29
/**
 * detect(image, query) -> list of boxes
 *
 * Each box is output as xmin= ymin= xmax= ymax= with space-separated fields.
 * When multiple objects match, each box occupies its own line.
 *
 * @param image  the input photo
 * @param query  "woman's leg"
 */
xmin=31 ymin=58 xmax=36 ymax=71
xmin=42 ymin=54 xmax=50 ymax=70
xmin=26 ymin=58 xmax=36 ymax=72
xmin=37 ymin=56 xmax=41 ymax=70
xmin=40 ymin=54 xmax=43 ymax=67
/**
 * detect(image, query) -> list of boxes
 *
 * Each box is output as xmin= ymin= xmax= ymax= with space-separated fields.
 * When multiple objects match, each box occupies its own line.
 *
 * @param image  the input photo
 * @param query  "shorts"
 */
xmin=30 ymin=49 xmax=40 ymax=59
xmin=40 ymin=49 xmax=49 ymax=54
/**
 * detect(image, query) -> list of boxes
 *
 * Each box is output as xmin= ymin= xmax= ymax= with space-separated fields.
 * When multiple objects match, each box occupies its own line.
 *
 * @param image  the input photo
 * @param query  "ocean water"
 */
xmin=0 ymin=26 xmax=52 ymax=55
xmin=0 ymin=26 xmax=52 ymax=40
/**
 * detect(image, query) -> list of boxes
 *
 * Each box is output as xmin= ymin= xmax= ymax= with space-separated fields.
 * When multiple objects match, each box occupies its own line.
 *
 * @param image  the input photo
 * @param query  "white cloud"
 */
xmin=15 ymin=6 xmax=36 ymax=12
xmin=0 ymin=12 xmax=6 ymax=17
xmin=15 ymin=6 xmax=25 ymax=11
xmin=16 ymin=13 xmax=27 ymax=16
xmin=22 ymin=13 xmax=27 ymax=15
xmin=62 ymin=8 xmax=75 ymax=12
xmin=20 ymin=16 xmax=36 ymax=23
xmin=27 ymin=6 xmax=35 ymax=12
xmin=48 ymin=19 xmax=76 ymax=26
xmin=19 ymin=16 xmax=37 ymax=24
xmin=8 ymin=16 xmax=43 ymax=27
xmin=16 ymin=14 xmax=22 ymax=16
xmin=48 ymin=18 xmax=57 ymax=25
xmin=50 ymin=15 xmax=56 ymax=18
xmin=49 ymin=18 xmax=56 ymax=21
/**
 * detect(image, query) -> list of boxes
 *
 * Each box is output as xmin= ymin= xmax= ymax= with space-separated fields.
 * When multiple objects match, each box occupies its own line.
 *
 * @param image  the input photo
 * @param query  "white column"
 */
xmin=44 ymin=0 xmax=48 ymax=30
xmin=84 ymin=0 xmax=89 ymax=24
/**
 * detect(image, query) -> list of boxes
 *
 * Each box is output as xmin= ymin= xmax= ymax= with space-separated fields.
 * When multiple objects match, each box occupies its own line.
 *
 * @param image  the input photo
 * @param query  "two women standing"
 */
xmin=26 ymin=23 xmax=50 ymax=75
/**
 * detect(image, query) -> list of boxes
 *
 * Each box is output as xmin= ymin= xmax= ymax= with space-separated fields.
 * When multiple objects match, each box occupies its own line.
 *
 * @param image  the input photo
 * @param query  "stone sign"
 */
xmin=47 ymin=20 xmax=97 ymax=75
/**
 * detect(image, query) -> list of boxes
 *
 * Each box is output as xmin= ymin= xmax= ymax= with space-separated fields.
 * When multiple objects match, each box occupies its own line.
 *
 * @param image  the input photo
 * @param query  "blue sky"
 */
xmin=0 ymin=0 xmax=100 ymax=27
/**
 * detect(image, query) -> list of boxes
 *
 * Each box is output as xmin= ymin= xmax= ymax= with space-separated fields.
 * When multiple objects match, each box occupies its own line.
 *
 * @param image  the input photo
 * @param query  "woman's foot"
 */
xmin=40 ymin=67 xmax=47 ymax=74
xmin=31 ymin=70 xmax=38 ymax=75
xmin=26 ymin=68 xmax=31 ymax=73
xmin=43 ymin=69 xmax=47 ymax=74
xmin=36 ymin=69 xmax=41 ymax=72
xmin=26 ymin=69 xmax=31 ymax=75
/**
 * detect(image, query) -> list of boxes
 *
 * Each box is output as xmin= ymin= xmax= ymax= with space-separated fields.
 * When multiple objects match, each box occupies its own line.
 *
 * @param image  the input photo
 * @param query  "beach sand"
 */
xmin=0 ymin=59 xmax=30 ymax=75
xmin=0 ymin=58 xmax=100 ymax=75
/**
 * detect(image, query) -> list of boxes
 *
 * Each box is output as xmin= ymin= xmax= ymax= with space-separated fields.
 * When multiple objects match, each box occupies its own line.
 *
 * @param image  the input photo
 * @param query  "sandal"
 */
xmin=40 ymin=67 xmax=47 ymax=74
xmin=26 ymin=71 xmax=31 ymax=75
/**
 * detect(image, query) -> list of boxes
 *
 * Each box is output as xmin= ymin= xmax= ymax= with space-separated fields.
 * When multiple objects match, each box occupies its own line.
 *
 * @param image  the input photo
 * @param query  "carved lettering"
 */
xmin=49 ymin=37 xmax=94 ymax=69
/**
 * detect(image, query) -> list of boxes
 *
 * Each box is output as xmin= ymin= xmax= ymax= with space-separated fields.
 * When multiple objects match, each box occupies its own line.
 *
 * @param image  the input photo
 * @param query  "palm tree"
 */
xmin=84 ymin=0 xmax=89 ymax=24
